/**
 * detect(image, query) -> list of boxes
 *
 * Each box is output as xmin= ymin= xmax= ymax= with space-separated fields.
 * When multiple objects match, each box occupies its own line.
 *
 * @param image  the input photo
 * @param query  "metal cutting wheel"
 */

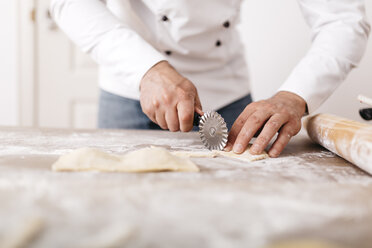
xmin=198 ymin=111 xmax=228 ymax=150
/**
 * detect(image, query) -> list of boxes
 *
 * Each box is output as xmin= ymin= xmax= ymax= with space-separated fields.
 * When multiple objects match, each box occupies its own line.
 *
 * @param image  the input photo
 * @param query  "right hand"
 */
xmin=140 ymin=61 xmax=203 ymax=132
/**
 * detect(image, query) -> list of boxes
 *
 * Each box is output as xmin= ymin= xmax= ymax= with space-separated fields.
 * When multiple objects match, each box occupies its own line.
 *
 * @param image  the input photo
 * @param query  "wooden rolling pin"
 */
xmin=305 ymin=114 xmax=372 ymax=174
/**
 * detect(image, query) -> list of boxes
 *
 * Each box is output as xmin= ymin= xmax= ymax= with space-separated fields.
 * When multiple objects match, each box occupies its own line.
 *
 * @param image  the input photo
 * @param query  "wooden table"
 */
xmin=0 ymin=127 xmax=371 ymax=248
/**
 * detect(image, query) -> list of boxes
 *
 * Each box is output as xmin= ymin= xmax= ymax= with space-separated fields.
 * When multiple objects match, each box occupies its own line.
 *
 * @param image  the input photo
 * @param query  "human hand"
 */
xmin=140 ymin=61 xmax=203 ymax=132
xmin=225 ymin=91 xmax=307 ymax=157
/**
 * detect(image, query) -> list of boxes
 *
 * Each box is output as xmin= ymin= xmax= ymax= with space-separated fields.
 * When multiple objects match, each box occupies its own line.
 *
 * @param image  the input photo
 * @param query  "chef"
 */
xmin=50 ymin=0 xmax=370 ymax=157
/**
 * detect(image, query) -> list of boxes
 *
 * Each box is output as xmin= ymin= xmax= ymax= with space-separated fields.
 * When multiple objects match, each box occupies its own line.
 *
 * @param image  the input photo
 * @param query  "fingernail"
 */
xmin=269 ymin=149 xmax=279 ymax=157
xmin=224 ymin=146 xmax=232 ymax=152
xmin=233 ymin=144 xmax=243 ymax=153
xmin=250 ymin=145 xmax=260 ymax=154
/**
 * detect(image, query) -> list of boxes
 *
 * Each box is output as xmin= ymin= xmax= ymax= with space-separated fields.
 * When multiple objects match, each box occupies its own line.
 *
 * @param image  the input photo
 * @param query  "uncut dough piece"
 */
xmin=52 ymin=147 xmax=199 ymax=173
xmin=217 ymin=144 xmax=269 ymax=162
xmin=172 ymin=145 xmax=268 ymax=162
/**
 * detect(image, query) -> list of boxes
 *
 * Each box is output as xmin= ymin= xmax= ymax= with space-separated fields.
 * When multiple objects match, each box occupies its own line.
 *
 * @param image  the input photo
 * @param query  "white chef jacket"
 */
xmin=50 ymin=0 xmax=370 ymax=113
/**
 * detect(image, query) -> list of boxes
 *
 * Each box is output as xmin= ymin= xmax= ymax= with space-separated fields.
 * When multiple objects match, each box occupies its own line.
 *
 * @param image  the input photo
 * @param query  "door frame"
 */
xmin=18 ymin=0 xmax=37 ymax=127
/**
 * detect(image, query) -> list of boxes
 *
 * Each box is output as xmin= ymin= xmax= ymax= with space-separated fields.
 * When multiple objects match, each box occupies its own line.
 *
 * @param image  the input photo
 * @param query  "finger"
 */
xmin=155 ymin=109 xmax=168 ymax=130
xmin=194 ymin=94 xmax=204 ymax=116
xmin=143 ymin=108 xmax=156 ymax=124
xmin=177 ymin=100 xmax=195 ymax=132
xmin=195 ymin=107 xmax=204 ymax=116
xmin=165 ymin=107 xmax=180 ymax=132
xmin=140 ymin=99 xmax=157 ymax=124
xmin=225 ymin=106 xmax=255 ymax=152
xmin=232 ymin=110 xmax=272 ymax=154
xmin=268 ymin=121 xmax=301 ymax=157
xmin=147 ymin=114 xmax=157 ymax=125
xmin=268 ymin=127 xmax=292 ymax=158
xmin=250 ymin=114 xmax=289 ymax=155
xmin=145 ymin=105 xmax=157 ymax=124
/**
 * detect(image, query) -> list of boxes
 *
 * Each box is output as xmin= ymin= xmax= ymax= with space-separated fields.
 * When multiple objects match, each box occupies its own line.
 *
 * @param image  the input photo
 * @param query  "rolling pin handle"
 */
xmin=359 ymin=108 xmax=372 ymax=121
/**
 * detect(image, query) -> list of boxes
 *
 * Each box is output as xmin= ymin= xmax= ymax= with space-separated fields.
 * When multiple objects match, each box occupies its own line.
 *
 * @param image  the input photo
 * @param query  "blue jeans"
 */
xmin=98 ymin=90 xmax=252 ymax=131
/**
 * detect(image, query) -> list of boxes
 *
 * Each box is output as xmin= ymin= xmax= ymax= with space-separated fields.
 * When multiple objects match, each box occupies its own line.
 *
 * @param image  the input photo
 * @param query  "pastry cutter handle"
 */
xmin=193 ymin=112 xmax=201 ymax=126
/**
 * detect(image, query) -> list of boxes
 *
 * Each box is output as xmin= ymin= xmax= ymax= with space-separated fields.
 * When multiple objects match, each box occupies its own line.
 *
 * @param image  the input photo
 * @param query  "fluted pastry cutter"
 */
xmin=193 ymin=111 xmax=228 ymax=150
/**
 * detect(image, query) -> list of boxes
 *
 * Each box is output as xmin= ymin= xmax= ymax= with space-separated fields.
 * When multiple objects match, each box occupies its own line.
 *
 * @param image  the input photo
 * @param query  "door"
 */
xmin=36 ymin=0 xmax=99 ymax=129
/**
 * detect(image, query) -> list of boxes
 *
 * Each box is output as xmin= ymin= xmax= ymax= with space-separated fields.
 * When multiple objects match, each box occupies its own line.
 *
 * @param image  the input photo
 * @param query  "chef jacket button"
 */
xmin=215 ymin=40 xmax=222 ymax=47
xmin=162 ymin=15 xmax=169 ymax=22
xmin=165 ymin=50 xmax=172 ymax=55
xmin=223 ymin=21 xmax=230 ymax=28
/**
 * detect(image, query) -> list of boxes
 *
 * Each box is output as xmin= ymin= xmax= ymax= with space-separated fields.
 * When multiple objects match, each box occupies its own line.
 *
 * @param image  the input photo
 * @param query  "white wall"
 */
xmin=1 ymin=1 xmax=370 ymax=127
xmin=239 ymin=0 xmax=372 ymax=121
xmin=0 ymin=1 xmax=18 ymax=126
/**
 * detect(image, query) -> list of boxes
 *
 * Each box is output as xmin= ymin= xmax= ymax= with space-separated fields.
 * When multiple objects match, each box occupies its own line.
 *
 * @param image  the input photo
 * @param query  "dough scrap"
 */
xmin=52 ymin=147 xmax=199 ymax=173
xmin=172 ymin=144 xmax=269 ymax=162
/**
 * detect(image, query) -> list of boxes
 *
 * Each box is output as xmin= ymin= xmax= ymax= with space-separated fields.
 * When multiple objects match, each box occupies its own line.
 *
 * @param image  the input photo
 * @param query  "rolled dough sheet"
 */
xmin=171 ymin=150 xmax=219 ymax=158
xmin=172 ymin=144 xmax=269 ymax=162
xmin=52 ymin=147 xmax=199 ymax=173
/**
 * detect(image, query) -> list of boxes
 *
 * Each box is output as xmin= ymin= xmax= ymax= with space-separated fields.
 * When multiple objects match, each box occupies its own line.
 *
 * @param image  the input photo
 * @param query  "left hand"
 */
xmin=225 ymin=91 xmax=307 ymax=157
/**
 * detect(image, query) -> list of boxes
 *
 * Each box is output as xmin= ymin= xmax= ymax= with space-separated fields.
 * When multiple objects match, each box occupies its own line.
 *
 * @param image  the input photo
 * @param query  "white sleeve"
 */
xmin=50 ymin=0 xmax=165 ymax=90
xmin=278 ymin=0 xmax=370 ymax=113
